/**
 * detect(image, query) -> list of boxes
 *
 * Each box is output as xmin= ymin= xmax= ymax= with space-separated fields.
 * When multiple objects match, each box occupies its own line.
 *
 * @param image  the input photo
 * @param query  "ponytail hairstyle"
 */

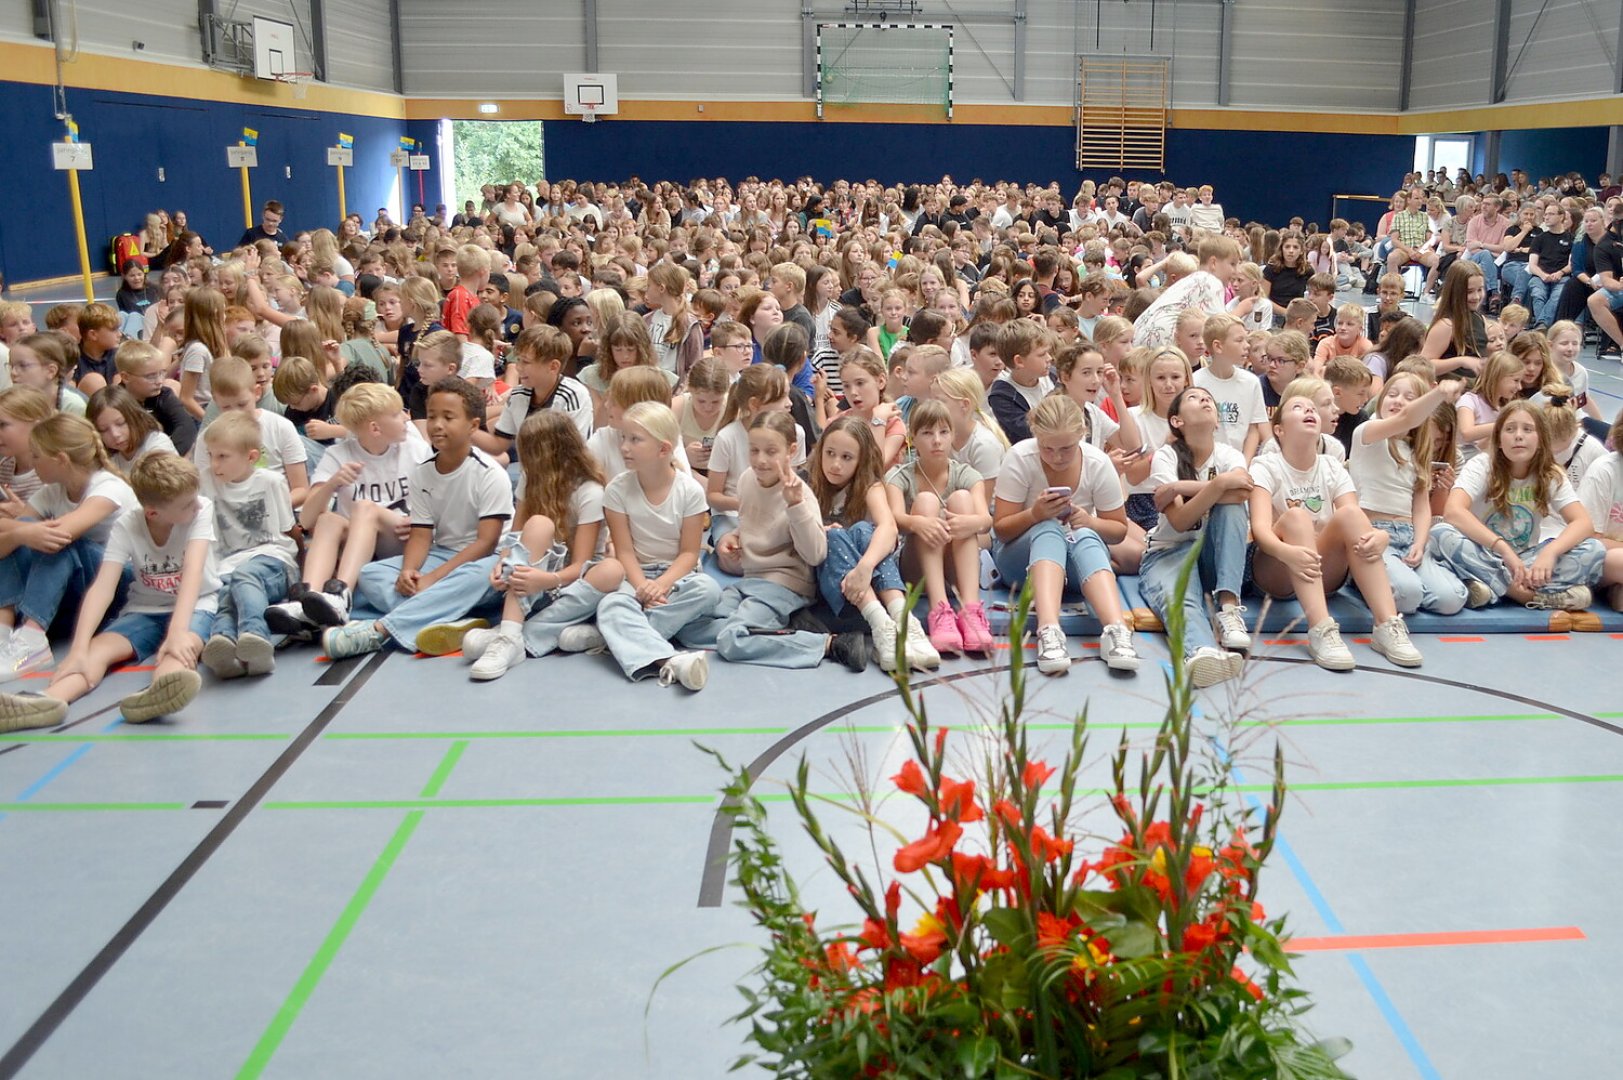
xmin=515 ymin=410 xmax=605 ymax=525
xmin=341 ymin=295 xmax=377 ymax=341
xmin=17 ymin=333 xmax=73 ymax=402
xmin=1377 ymin=372 xmax=1438 ymax=492
xmin=1163 ymin=386 xmax=1209 ymax=482
xmin=1090 ymin=314 xmax=1134 ymax=352
xmin=87 ymin=384 xmax=161 ymax=458
xmin=647 ymin=262 xmax=695 ymax=347
xmin=1485 ymin=400 xmax=1561 ymax=520
xmin=761 ymin=322 xmax=809 ymax=379
xmin=720 ymin=363 xmax=788 ymax=427
xmin=682 ymin=356 xmax=731 ymax=396
xmin=29 ymin=412 xmax=120 ymax=479
xmin=400 ymin=275 xmax=443 ymax=323
xmin=933 ymin=367 xmax=1009 ymax=449
xmin=809 ymin=415 xmax=884 ymax=527
xmin=1539 ymin=381 xmax=1579 ymax=448
xmin=468 ymin=303 xmax=504 ymax=353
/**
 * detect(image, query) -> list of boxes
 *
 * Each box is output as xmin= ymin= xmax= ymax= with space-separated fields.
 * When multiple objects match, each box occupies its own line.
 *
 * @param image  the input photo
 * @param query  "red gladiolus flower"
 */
xmin=884 ymin=955 xmax=925 ymax=991
xmin=900 ymin=912 xmax=948 ymax=964
xmin=1022 ymin=760 xmax=1055 ymax=788
xmin=934 ymin=727 xmax=949 ymax=756
xmin=937 ymin=775 xmax=984 ymax=822
xmin=1036 ymin=911 xmax=1078 ymax=948
xmin=952 ymin=852 xmax=1016 ymax=893
xmin=826 ymin=940 xmax=859 ymax=972
xmin=892 ymin=759 xmax=929 ymax=797
xmin=1030 ymin=826 xmax=1074 ymax=863
xmin=885 ymin=880 xmax=902 ymax=918
xmin=992 ymin=799 xmax=1023 ymax=828
xmin=860 ymin=917 xmax=890 ymax=950
xmin=1231 ymin=966 xmax=1265 ymax=1001
xmin=894 ymin=819 xmax=963 ymax=872
xmin=1183 ymin=923 xmax=1218 ymax=953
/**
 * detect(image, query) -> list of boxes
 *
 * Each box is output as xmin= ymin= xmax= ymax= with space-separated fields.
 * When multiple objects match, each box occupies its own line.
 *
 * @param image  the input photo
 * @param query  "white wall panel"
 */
xmin=1501 ymin=0 xmax=1619 ymax=103
xmin=599 ymin=0 xmax=799 ymax=100
xmin=326 ymin=0 xmax=395 ymax=91
xmin=1057 ymin=0 xmax=1221 ymax=107
xmin=1229 ymin=0 xmax=1404 ymax=111
xmin=399 ymin=0 xmax=582 ymax=97
xmin=1409 ymin=0 xmax=1493 ymax=109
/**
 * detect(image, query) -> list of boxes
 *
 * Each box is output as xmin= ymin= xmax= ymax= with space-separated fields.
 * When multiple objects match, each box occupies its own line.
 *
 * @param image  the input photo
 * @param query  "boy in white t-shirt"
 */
xmin=323 ymin=377 xmax=514 ymax=658
xmin=267 ymin=384 xmax=433 ymax=634
xmin=0 ymin=453 xmax=220 ymax=729
xmin=197 ymin=412 xmax=298 ymax=679
xmin=1193 ymin=313 xmax=1269 ymax=460
xmin=192 ymin=356 xmax=309 ymax=507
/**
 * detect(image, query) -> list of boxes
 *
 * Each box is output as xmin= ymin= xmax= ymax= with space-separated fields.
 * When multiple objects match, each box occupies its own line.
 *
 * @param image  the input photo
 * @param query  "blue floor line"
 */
xmin=1187 ymin=690 xmax=1440 ymax=1079
xmin=0 ymin=717 xmax=123 ymax=823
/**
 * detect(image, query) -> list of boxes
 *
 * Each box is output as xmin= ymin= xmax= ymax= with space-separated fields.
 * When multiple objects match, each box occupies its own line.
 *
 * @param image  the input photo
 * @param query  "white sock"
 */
xmin=860 ymin=600 xmax=890 ymax=634
xmin=500 ymin=620 xmax=523 ymax=642
xmin=885 ymin=597 xmax=909 ymax=625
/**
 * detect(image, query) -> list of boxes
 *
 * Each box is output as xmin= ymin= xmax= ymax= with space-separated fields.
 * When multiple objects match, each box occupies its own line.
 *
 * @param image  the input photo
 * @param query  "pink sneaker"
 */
xmin=927 ymin=601 xmax=964 ymax=655
xmin=956 ymin=601 xmax=994 ymax=654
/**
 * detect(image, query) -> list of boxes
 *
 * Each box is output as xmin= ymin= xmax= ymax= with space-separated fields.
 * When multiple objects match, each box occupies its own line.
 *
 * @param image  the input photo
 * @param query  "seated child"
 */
xmin=192 ymin=356 xmax=309 ymax=506
xmin=116 ymin=340 xmax=198 ymax=455
xmin=988 ymin=320 xmax=1054 ymax=444
xmin=88 ymin=385 xmax=178 ymax=471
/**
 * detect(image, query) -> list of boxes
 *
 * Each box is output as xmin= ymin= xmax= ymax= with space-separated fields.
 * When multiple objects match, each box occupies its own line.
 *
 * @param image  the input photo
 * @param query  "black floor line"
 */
xmin=315 ymin=656 xmax=361 ymax=686
xmin=695 ymin=655 xmax=1611 ymax=907
xmin=0 ymin=650 xmax=390 ymax=1079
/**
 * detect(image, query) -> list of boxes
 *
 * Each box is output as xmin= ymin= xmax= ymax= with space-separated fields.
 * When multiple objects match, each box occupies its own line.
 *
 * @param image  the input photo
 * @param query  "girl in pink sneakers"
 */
xmin=887 ymin=400 xmax=995 ymax=657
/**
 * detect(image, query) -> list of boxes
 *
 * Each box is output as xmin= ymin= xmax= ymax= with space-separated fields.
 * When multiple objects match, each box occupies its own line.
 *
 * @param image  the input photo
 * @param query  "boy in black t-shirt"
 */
xmin=114 ymin=341 xmax=198 ymax=455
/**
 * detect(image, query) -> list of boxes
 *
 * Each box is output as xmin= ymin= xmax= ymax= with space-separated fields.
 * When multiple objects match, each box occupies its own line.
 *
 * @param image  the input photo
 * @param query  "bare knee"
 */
xmin=944 ymin=489 xmax=974 ymax=515
xmin=585 ymin=558 xmax=625 ymax=591
xmin=1332 ymin=503 xmax=1371 ymax=535
xmin=1274 ymin=506 xmax=1316 ymax=541
xmin=911 ymin=492 xmax=944 ymax=518
xmin=520 ymin=514 xmax=558 ymax=549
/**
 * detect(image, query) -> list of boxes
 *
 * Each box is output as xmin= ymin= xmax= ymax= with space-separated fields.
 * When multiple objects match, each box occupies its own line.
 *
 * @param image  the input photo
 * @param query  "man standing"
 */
xmin=237 ymin=200 xmax=285 ymax=248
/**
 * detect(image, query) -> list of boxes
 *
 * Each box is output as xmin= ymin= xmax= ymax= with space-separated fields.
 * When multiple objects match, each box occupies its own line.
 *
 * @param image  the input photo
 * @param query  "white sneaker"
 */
xmin=301 ymin=581 xmax=352 ymax=627
xmin=1307 ymin=619 xmax=1356 ymax=672
xmin=901 ymin=613 xmax=940 ymax=671
xmin=461 ymin=627 xmax=498 ymax=662
xmin=1214 ymin=603 xmax=1251 ymax=651
xmin=1035 ymin=624 xmax=1070 ymax=675
xmin=658 ymin=651 xmax=708 ymax=691
xmin=558 ymin=624 xmax=606 ymax=653
xmin=1186 ymin=646 xmax=1245 ymax=688
xmin=470 ymin=633 xmax=525 ymax=681
xmin=872 ymin=615 xmax=900 ymax=673
xmin=0 ymin=632 xmax=54 ymax=681
xmin=1099 ymin=622 xmax=1141 ymax=672
xmin=1525 ymin=585 xmax=1592 ymax=612
xmin=1370 ymin=615 xmax=1423 ymax=668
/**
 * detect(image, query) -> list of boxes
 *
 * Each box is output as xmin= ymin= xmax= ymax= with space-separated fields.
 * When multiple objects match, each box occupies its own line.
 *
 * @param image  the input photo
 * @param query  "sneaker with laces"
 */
xmin=828 ymin=631 xmax=874 ymax=672
xmin=301 ymin=580 xmax=352 ymax=627
xmin=461 ymin=627 xmax=499 ymax=662
xmin=1186 ymin=646 xmax=1244 ymax=688
xmin=201 ymin=634 xmax=246 ymax=679
xmin=237 ymin=633 xmax=276 ymax=676
xmin=658 ymin=651 xmax=708 ymax=691
xmin=1099 ymin=622 xmax=1141 ymax=671
xmin=415 ymin=618 xmax=489 ymax=656
xmin=266 ymin=587 xmax=317 ymax=635
xmin=1464 ymin=579 xmax=1495 ymax=609
xmin=0 ymin=691 xmax=67 ymax=731
xmin=557 ymin=624 xmax=606 ymax=653
xmin=1370 ymin=615 xmax=1423 ymax=667
xmin=0 ymin=633 xmax=54 ymax=680
xmin=871 ymin=615 xmax=900 ymax=673
xmin=1034 ymin=624 xmax=1070 ymax=675
xmin=121 ymin=670 xmax=202 ymax=724
xmin=1525 ymin=584 xmax=1592 ymax=611
xmin=902 ymin=613 xmax=941 ymax=670
xmin=956 ymin=601 xmax=995 ymax=654
xmin=1307 ymin=619 xmax=1356 ymax=671
xmin=470 ymin=632 xmax=525 ymax=681
xmin=323 ymin=620 xmax=387 ymax=660
xmin=927 ymin=601 xmax=964 ymax=655
xmin=1213 ymin=603 xmax=1251 ymax=651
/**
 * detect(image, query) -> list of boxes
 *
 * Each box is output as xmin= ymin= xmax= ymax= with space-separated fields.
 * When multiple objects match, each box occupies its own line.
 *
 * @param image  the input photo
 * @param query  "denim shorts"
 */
xmin=1604 ymin=286 xmax=1623 ymax=313
xmin=103 ymin=608 xmax=217 ymax=661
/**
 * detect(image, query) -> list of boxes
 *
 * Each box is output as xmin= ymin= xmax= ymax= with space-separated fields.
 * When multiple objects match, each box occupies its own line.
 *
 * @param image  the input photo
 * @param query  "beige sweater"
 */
xmin=736 ymin=470 xmax=827 ymax=597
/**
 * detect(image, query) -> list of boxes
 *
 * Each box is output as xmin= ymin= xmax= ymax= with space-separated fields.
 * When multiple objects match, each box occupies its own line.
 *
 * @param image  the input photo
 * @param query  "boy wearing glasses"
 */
xmin=116 ymin=341 xmax=198 ymax=454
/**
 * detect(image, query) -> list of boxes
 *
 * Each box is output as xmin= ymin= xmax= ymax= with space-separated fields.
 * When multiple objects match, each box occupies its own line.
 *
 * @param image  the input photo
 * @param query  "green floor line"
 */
xmin=419 ymin=741 xmax=468 ymax=799
xmin=235 ymin=810 xmax=424 ymax=1080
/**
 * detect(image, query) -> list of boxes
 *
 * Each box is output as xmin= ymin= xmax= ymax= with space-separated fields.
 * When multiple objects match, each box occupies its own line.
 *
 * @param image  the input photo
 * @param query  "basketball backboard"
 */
xmin=252 ymin=17 xmax=297 ymax=80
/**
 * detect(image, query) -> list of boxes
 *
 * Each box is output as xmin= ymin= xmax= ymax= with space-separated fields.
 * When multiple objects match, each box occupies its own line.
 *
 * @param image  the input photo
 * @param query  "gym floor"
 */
xmin=2 ymin=284 xmax=1620 ymax=1079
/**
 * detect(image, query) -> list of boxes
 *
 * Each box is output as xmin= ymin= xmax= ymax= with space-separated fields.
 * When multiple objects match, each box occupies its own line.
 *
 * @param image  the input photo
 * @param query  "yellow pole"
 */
xmin=239 ymin=141 xmax=253 ymax=230
xmin=336 ymin=161 xmax=346 ymax=221
xmin=64 ymin=139 xmax=94 ymax=303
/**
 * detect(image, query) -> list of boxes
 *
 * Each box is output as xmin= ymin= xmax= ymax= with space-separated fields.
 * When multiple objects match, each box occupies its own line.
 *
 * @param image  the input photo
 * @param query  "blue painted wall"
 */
xmin=1498 ymin=126 xmax=1610 ymax=182
xmin=0 ymin=80 xmax=408 ymax=286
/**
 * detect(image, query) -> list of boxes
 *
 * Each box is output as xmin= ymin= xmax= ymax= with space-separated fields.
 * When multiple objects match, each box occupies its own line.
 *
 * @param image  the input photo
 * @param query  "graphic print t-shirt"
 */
xmin=102 ymin=495 xmax=222 ymax=613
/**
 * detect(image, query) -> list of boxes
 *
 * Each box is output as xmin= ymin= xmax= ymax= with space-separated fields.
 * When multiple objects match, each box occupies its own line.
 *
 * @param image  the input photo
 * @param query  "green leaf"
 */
xmin=981 ymin=907 xmax=1028 ymax=948
xmin=958 ymin=1034 xmax=999 ymax=1077
xmin=1106 ymin=921 xmax=1159 ymax=959
xmin=980 ymin=951 xmax=1031 ymax=1011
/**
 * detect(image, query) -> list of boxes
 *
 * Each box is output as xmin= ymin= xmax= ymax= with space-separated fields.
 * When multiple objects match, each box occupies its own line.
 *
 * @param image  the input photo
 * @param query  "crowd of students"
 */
xmin=1 ymin=170 xmax=1622 ymax=731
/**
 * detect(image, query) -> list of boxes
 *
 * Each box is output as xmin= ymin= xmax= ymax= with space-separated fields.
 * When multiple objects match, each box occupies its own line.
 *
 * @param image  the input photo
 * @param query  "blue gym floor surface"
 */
xmin=2 ymin=618 xmax=1622 ymax=1079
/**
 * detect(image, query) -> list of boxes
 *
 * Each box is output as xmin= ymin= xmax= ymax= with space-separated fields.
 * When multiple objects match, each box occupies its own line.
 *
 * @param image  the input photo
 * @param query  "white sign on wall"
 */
xmin=228 ymin=146 xmax=259 ymax=168
xmin=52 ymin=143 xmax=94 ymax=170
xmin=327 ymin=147 xmax=354 ymax=167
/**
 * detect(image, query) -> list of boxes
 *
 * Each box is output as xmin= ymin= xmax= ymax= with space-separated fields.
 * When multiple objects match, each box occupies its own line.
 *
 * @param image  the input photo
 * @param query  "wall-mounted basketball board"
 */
xmin=252 ymin=17 xmax=297 ymax=80
xmin=564 ymin=73 xmax=619 ymax=123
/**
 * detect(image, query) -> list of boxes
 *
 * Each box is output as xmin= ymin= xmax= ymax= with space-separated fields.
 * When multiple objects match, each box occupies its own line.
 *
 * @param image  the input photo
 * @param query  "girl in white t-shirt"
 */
xmin=1547 ymin=321 xmax=1604 ymax=424
xmin=1055 ymin=342 xmax=1144 ymax=573
xmin=1122 ymin=346 xmax=1191 ymax=531
xmin=460 ymin=411 xmax=624 ymax=681
xmin=1347 ymin=373 xmax=1468 ymax=615
xmin=179 ymin=287 xmax=229 ymax=421
xmin=88 ymin=386 xmax=178 ymax=472
xmin=1136 ymin=387 xmax=1253 ymax=688
xmin=706 ymin=364 xmax=794 ymax=566
xmin=1431 ymin=400 xmax=1605 ymax=610
xmin=1456 ymin=350 xmax=1522 ymax=459
xmin=991 ymin=396 xmax=1140 ymax=676
xmin=1248 ymin=384 xmax=1423 ymax=671
xmin=1541 ymin=386 xmax=1606 ymax=489
xmin=0 ymin=414 xmax=139 ymax=677
xmin=1576 ymin=411 xmax=1623 ymax=612
xmin=932 ymin=368 xmax=1007 ymax=504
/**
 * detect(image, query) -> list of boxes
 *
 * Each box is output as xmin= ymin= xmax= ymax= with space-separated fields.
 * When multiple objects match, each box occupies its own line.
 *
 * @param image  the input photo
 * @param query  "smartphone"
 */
xmin=1430 ymin=461 xmax=1451 ymax=471
xmin=1043 ymin=486 xmax=1074 ymax=500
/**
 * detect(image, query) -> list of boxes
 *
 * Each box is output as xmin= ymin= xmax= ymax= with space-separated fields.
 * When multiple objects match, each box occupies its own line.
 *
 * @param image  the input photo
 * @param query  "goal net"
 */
xmin=816 ymin=23 xmax=953 ymax=119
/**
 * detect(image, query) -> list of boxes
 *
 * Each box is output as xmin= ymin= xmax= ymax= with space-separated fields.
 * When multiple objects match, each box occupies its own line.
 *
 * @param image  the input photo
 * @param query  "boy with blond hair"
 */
xmin=192 ymin=356 xmax=309 ymax=506
xmin=116 ymin=340 xmax=198 ymax=454
xmin=1194 ymin=312 xmax=1269 ymax=459
xmin=443 ymin=244 xmax=489 ymax=341
xmin=74 ymin=303 xmax=123 ymax=394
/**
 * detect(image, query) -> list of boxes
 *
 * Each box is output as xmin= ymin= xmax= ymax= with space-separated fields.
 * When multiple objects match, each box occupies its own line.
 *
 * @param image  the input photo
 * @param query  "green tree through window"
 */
xmin=450 ymin=120 xmax=545 ymax=208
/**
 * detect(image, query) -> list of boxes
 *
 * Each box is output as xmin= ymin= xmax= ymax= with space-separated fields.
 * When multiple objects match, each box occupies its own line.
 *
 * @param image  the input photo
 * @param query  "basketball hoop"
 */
xmin=275 ymin=71 xmax=313 ymax=99
xmin=581 ymin=108 xmax=597 ymax=124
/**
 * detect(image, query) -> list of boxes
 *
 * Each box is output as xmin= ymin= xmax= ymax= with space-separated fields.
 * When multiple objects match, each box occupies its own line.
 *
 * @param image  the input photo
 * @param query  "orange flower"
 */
xmin=992 ymin=799 xmax=1023 ymax=828
xmin=1022 ymin=760 xmax=1054 ymax=788
xmin=826 ymin=940 xmax=860 ymax=972
xmin=1030 ymin=826 xmax=1074 ymax=863
xmin=1231 ymin=966 xmax=1265 ymax=1001
xmin=1037 ymin=911 xmax=1078 ymax=948
xmin=892 ymin=759 xmax=929 ymax=797
xmin=900 ymin=911 xmax=948 ymax=964
xmin=937 ymin=775 xmax=984 ymax=822
xmin=1183 ymin=922 xmax=1218 ymax=953
xmin=951 ymin=852 xmax=1016 ymax=893
xmin=895 ymin=819 xmax=964 ymax=872
xmin=860 ymin=917 xmax=890 ymax=951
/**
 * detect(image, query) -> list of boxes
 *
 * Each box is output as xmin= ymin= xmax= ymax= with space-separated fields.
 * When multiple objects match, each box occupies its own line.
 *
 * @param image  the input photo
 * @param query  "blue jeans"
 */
xmin=1429 ymin=524 xmax=1605 ymax=601
xmin=356 ymin=547 xmax=503 ymax=651
xmin=1136 ymin=503 xmax=1247 ymax=654
xmin=992 ymin=519 xmax=1111 ymax=597
xmin=817 ymin=520 xmax=904 ymax=614
xmin=1466 ymin=251 xmax=1500 ymax=291
xmin=0 ymin=538 xmax=104 ymax=631
xmin=1527 ymin=276 xmax=1566 ymax=327
xmin=1368 ymin=519 xmax=1466 ymax=615
xmin=595 ymin=570 xmax=721 ymax=679
xmin=1499 ymin=261 xmax=1533 ymax=304
xmin=213 ymin=555 xmax=291 ymax=640
xmin=103 ymin=609 xmax=217 ymax=661
xmin=690 ymin=578 xmax=824 ymax=669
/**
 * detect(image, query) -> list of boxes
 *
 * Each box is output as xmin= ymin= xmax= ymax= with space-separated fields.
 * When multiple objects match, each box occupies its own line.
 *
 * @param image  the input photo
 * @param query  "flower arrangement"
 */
xmin=710 ymin=564 xmax=1351 ymax=1078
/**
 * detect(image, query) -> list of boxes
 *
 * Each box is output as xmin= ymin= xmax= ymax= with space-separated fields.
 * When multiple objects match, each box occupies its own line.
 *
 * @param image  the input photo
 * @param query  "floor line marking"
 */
xmin=234 ymin=810 xmax=424 ymax=1080
xmin=418 ymin=741 xmax=467 ymax=799
xmin=1289 ymin=927 xmax=1585 ymax=952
